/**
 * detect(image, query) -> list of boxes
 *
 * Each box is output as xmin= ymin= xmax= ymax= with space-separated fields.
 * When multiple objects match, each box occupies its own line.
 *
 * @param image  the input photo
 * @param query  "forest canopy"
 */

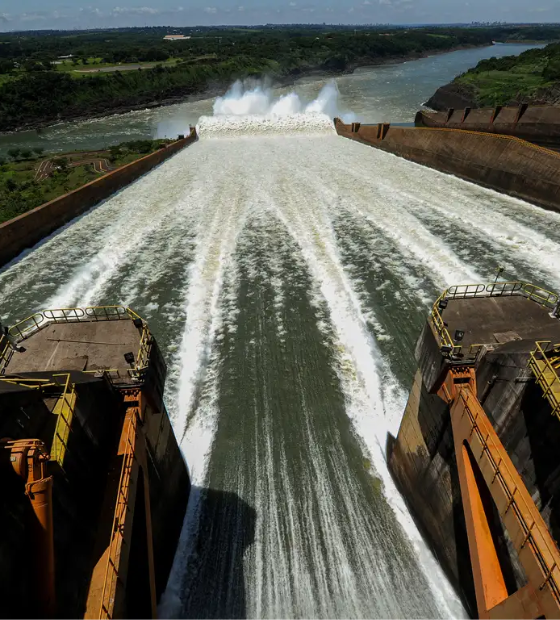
xmin=1 ymin=25 xmax=559 ymax=131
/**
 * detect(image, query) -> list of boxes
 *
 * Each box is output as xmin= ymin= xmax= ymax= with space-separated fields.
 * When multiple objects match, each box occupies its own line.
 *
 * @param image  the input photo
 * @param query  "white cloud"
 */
xmin=238 ymin=5 xmax=245 ymax=10
xmin=20 ymin=12 xmax=47 ymax=21
xmin=289 ymin=2 xmax=297 ymax=6
xmin=204 ymin=6 xmax=217 ymax=13
xmin=112 ymin=6 xmax=160 ymax=15
xmin=363 ymin=0 xmax=372 ymax=4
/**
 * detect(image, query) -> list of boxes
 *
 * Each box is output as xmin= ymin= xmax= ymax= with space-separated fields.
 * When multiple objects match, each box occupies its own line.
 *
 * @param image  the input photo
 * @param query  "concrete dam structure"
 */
xmin=0 ymin=307 xmax=189 ymax=618
xmin=335 ymin=117 xmax=560 ymax=214
xmin=416 ymin=105 xmax=560 ymax=150
xmin=2 ymin=96 xmax=560 ymax=618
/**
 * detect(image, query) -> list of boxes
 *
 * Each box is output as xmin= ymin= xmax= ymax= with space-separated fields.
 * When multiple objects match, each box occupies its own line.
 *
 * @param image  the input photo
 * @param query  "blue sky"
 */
xmin=0 ymin=0 xmax=559 ymax=31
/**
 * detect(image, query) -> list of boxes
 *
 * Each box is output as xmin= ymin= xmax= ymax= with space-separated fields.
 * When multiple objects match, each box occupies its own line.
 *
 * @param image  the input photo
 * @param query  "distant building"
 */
xmin=163 ymin=35 xmax=191 ymax=41
xmin=58 ymin=54 xmax=74 ymax=59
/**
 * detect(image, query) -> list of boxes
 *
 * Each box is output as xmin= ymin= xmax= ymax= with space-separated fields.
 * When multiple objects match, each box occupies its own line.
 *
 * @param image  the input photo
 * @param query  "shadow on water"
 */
xmin=181 ymin=486 xmax=256 ymax=619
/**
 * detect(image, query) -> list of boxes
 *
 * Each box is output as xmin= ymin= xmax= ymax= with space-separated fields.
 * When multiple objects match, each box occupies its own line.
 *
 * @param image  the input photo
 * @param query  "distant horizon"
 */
xmin=1 ymin=21 xmax=560 ymax=35
xmin=2 ymin=0 xmax=560 ymax=33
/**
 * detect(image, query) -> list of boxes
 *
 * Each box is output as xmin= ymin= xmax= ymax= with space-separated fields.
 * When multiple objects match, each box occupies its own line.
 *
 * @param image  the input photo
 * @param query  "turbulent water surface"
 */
xmin=2 ymin=75 xmax=560 ymax=620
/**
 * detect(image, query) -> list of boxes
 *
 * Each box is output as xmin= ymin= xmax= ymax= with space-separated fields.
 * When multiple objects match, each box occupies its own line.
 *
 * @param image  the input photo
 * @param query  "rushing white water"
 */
xmin=3 ymin=86 xmax=560 ymax=619
xmin=212 ymin=79 xmax=355 ymax=122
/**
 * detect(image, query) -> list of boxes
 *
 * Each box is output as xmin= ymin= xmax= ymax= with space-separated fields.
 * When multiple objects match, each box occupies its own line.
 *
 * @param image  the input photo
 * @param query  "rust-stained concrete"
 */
xmin=335 ymin=119 xmax=560 ymax=214
xmin=417 ymin=105 xmax=560 ymax=149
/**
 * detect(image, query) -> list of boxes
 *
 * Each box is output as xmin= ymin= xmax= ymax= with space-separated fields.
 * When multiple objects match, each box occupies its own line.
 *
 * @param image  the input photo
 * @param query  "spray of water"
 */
xmin=213 ymin=79 xmax=352 ymax=119
xmin=198 ymin=80 xmax=355 ymax=138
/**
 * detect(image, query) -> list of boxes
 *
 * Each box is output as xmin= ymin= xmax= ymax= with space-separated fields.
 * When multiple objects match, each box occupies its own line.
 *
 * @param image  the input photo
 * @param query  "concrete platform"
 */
xmin=5 ymin=320 xmax=143 ymax=380
xmin=441 ymin=296 xmax=560 ymax=351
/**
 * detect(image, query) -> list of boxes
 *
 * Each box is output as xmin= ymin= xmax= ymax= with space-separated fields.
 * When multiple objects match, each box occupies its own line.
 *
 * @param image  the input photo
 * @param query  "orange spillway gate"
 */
xmin=438 ymin=367 xmax=560 ymax=619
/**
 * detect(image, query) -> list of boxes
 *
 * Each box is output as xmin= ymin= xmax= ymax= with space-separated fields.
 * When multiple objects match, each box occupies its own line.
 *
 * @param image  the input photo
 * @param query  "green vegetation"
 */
xmin=0 ymin=25 xmax=525 ymax=131
xmin=0 ymin=139 xmax=172 ymax=224
xmin=454 ymin=43 xmax=560 ymax=106
xmin=1 ymin=25 xmax=559 ymax=130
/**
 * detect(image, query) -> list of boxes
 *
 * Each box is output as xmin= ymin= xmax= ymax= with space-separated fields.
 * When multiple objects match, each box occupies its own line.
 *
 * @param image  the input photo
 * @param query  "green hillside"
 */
xmin=454 ymin=43 xmax=560 ymax=106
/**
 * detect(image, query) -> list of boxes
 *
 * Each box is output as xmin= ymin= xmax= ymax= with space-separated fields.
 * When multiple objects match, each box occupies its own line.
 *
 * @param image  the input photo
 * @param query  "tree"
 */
xmin=0 ymin=60 xmax=13 ymax=75
xmin=108 ymin=146 xmax=122 ymax=163
xmin=7 ymin=148 xmax=21 ymax=160
xmin=20 ymin=149 xmax=33 ymax=159
xmin=33 ymin=147 xmax=45 ymax=157
xmin=52 ymin=157 xmax=69 ymax=171
xmin=543 ymin=58 xmax=560 ymax=82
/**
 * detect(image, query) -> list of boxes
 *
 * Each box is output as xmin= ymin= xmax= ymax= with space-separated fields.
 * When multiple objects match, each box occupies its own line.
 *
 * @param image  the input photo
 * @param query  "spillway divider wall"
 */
xmin=0 ymin=128 xmax=198 ymax=269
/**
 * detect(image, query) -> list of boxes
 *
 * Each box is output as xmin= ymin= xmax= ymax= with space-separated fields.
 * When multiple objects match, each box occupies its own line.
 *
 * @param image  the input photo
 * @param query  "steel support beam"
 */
xmin=438 ymin=367 xmax=560 ymax=619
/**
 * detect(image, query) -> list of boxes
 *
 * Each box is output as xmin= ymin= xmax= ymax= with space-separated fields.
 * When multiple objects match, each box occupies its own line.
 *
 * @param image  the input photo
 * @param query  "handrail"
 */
xmin=99 ymin=408 xmax=138 ymax=619
xmin=85 ymin=306 xmax=129 ymax=321
xmin=9 ymin=312 xmax=47 ymax=341
xmin=430 ymin=281 xmax=559 ymax=362
xmin=50 ymin=373 xmax=77 ymax=467
xmin=131 ymin=326 xmax=152 ymax=379
xmin=0 ymin=335 xmax=13 ymax=373
xmin=1 ymin=306 xmax=152 ymax=380
xmin=529 ymin=341 xmax=560 ymax=421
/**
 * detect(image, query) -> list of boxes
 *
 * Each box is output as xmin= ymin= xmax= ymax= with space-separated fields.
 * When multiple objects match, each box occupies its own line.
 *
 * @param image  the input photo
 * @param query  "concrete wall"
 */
xmin=335 ymin=119 xmax=560 ymax=214
xmin=417 ymin=105 xmax=560 ymax=147
xmin=0 ymin=128 xmax=198 ymax=268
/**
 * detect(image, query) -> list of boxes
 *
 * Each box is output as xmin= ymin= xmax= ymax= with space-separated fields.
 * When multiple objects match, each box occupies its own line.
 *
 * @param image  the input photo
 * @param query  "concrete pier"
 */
xmin=389 ymin=282 xmax=560 ymax=613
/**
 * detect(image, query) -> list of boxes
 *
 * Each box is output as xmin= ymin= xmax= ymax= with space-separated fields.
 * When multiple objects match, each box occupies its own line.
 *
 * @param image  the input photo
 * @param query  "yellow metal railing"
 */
xmin=0 ymin=334 xmax=14 ymax=374
xmin=431 ymin=281 xmax=560 ymax=361
xmin=50 ymin=373 xmax=77 ymax=467
xmin=0 ymin=377 xmax=53 ymax=389
xmin=529 ymin=341 xmax=560 ymax=421
xmin=1 ymin=306 xmax=152 ymax=380
xmin=99 ymin=409 xmax=139 ymax=619
xmin=0 ymin=373 xmax=77 ymax=466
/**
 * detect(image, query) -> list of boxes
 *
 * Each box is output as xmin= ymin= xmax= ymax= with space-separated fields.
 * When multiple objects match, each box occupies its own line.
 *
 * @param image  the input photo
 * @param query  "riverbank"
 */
xmin=0 ymin=138 xmax=175 ymax=224
xmin=1 ymin=44 xmax=488 ymax=135
xmin=0 ymin=131 xmax=197 ymax=267
xmin=426 ymin=41 xmax=557 ymax=110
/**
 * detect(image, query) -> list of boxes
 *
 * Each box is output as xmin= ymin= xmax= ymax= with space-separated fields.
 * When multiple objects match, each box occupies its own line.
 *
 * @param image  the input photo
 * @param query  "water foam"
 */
xmin=198 ymin=80 xmax=351 ymax=138
xmin=213 ymin=79 xmax=351 ymax=119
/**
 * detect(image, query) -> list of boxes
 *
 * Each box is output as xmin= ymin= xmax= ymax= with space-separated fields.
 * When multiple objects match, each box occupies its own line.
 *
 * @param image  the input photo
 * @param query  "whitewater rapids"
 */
xmin=2 ymin=83 xmax=560 ymax=619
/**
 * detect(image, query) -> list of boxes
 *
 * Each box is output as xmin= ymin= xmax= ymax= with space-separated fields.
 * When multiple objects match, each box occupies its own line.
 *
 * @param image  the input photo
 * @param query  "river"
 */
xmin=0 ymin=43 xmax=543 ymax=157
xmin=2 ymin=43 xmax=559 ymax=619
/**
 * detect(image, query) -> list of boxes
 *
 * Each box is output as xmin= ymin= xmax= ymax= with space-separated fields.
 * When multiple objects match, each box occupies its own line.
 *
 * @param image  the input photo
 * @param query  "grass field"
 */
xmin=0 ymin=139 xmax=173 ymax=224
xmin=55 ymin=57 xmax=182 ymax=78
